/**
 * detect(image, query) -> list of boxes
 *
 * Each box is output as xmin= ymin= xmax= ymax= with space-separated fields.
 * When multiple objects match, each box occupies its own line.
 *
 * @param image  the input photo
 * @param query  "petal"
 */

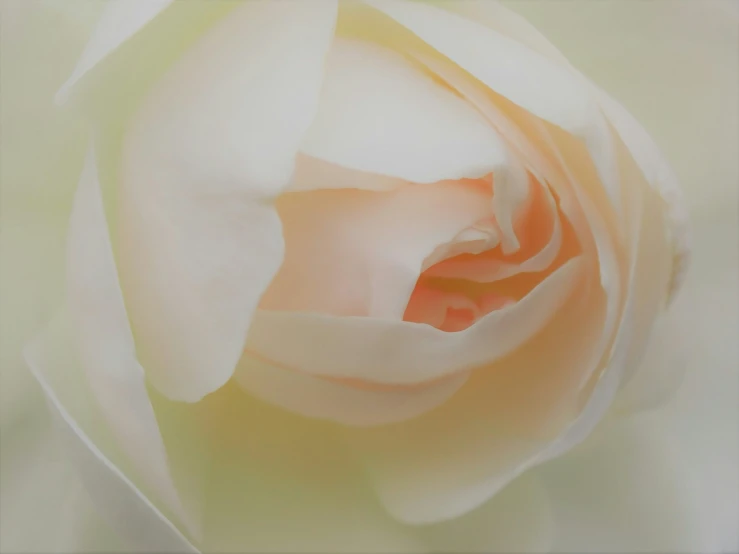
xmin=249 ymin=256 xmax=584 ymax=386
xmin=535 ymin=131 xmax=672 ymax=464
xmin=24 ymin=313 xmax=198 ymax=553
xmin=260 ymin=180 xmax=492 ymax=319
xmin=365 ymin=0 xmax=621 ymax=213
xmin=415 ymin=51 xmax=626 ymax=399
xmin=426 ymin=177 xmax=564 ymax=282
xmin=192 ymin=384 xmax=427 ymax=553
xmin=64 ymin=146 xmax=197 ymax=537
xmin=290 ymin=154 xmax=406 ymax=192
xmin=233 ymin=354 xmax=468 ymax=427
xmin=300 ymin=38 xmax=507 ymax=183
xmin=346 ymin=280 xmax=607 ymax=524
xmin=446 ymin=0 xmax=690 ymax=301
xmin=0 ymin=414 xmax=128 ymax=553
xmin=537 ymin=416 xmax=708 ymax=553
xmin=117 ymin=0 xmax=338 ymax=401
xmin=420 ymin=475 xmax=554 ymax=553
xmin=56 ymin=0 xmax=174 ymax=103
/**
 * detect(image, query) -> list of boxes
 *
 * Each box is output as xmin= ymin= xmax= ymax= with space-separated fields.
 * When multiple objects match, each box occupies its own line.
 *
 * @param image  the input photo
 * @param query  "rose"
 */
xmin=1 ymin=1 xmax=736 ymax=552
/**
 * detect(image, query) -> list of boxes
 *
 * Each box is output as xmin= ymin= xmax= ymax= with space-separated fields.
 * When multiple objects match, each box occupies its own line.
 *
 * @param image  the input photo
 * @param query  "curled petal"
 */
xmin=261 ymin=180 xmax=492 ymax=319
xmin=117 ymin=1 xmax=338 ymax=401
xmin=63 ymin=146 xmax=196 ymax=536
xmin=365 ymin=0 xmax=621 ymax=214
xmin=301 ymin=38 xmax=507 ymax=184
xmin=248 ymin=256 xmax=585 ymax=386
xmin=56 ymin=0 xmax=174 ymax=103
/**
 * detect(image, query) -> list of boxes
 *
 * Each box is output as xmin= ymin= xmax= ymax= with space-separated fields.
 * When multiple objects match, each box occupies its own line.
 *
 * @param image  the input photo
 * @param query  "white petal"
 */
xmin=56 ymin=0 xmax=174 ymax=103
xmin=411 ymin=53 xmax=592 ymax=272
xmin=234 ymin=354 xmax=468 ymax=427
xmin=596 ymin=94 xmax=690 ymax=301
xmin=118 ymin=1 xmax=338 ymax=401
xmin=300 ymin=37 xmax=507 ymax=183
xmin=366 ymin=0 xmax=621 ymax=212
xmin=24 ymin=313 xmax=198 ymax=553
xmin=64 ymin=147 xmax=197 ymax=537
xmin=248 ymin=256 xmax=584 ymax=386
xmin=447 ymin=0 xmax=689 ymax=301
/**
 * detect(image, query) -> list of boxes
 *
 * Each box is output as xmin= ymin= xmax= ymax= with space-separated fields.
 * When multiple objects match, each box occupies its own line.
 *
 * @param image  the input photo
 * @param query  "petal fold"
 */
xmin=249 ymin=256 xmax=584 ymax=386
xmin=56 ymin=0 xmax=174 ymax=103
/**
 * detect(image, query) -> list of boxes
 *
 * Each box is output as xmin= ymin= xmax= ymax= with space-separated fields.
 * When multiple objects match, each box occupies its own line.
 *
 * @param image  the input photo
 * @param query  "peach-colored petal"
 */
xmin=117 ymin=1 xmax=338 ymax=402
xmin=440 ymin=0 xmax=688 ymax=301
xmin=365 ymin=0 xmax=621 ymax=214
xmin=346 ymin=278 xmax=607 ymax=524
xmin=300 ymin=37 xmax=508 ymax=184
xmin=248 ymin=256 xmax=584 ymax=386
xmin=260 ymin=180 xmax=492 ymax=319
xmin=426 ymin=177 xmax=563 ymax=282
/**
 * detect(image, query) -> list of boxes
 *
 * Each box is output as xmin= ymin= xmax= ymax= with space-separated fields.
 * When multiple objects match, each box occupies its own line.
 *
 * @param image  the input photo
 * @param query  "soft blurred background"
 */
xmin=1 ymin=1 xmax=737 ymax=552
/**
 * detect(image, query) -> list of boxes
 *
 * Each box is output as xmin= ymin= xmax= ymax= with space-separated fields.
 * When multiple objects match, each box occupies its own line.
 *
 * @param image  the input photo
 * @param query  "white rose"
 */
xmin=1 ymin=1 xmax=736 ymax=553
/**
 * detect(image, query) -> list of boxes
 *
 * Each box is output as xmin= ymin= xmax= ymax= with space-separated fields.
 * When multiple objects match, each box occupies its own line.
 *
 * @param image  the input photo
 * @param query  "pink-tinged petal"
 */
xmin=117 ymin=1 xmax=338 ymax=402
xmin=535 ymin=133 xmax=672 ymax=464
xmin=290 ymin=154 xmax=406 ymax=192
xmin=419 ymin=475 xmax=554 ymax=553
xmin=233 ymin=354 xmax=469 ymax=427
xmin=25 ymin=146 xmax=198 ymax=545
xmin=346 ymin=278 xmax=607 ymax=524
xmin=248 ymin=256 xmax=585 ymax=386
xmin=300 ymin=38 xmax=507 ymax=184
xmin=260 ymin=180 xmax=492 ymax=319
xmin=365 ymin=0 xmax=621 ymax=214
xmin=56 ymin=0 xmax=174 ymax=103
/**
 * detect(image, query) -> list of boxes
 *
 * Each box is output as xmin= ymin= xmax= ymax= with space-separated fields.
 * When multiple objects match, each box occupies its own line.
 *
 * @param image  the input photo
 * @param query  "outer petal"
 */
xmin=117 ymin=0 xmax=338 ymax=401
xmin=56 ymin=0 xmax=174 ymax=103
xmin=61 ymin=146 xmax=197 ymax=537
xmin=300 ymin=38 xmax=507 ymax=183
xmin=365 ymin=0 xmax=621 ymax=213
xmin=537 ymin=416 xmax=707 ymax=553
xmin=24 ymin=313 xmax=197 ymax=553
xmin=419 ymin=475 xmax=554 ymax=553
xmin=234 ymin=355 xmax=468 ymax=427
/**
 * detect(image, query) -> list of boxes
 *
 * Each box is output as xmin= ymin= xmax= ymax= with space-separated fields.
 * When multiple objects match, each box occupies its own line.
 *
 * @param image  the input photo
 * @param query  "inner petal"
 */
xmin=260 ymin=178 xmax=492 ymax=319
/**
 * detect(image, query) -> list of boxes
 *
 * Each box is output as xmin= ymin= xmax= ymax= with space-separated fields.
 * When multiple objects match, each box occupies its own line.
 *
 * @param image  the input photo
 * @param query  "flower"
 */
xmin=2 ymin=1 xmax=736 ymax=553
